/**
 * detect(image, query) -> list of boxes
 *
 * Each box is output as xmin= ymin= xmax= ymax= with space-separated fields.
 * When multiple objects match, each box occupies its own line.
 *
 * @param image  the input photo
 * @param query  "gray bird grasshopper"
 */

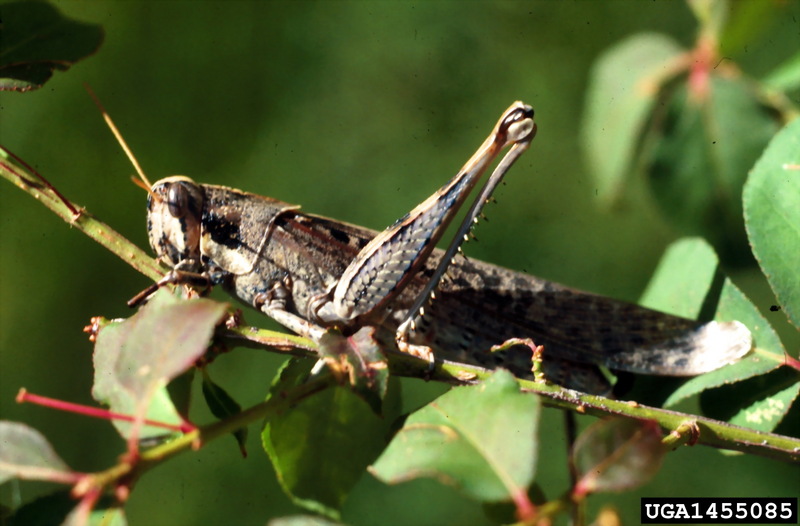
xmin=133 ymin=102 xmax=751 ymax=394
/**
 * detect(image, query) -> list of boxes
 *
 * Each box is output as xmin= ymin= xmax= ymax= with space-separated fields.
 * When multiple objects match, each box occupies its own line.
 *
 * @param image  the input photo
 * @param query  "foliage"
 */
xmin=581 ymin=3 xmax=797 ymax=263
xmin=1 ymin=2 xmax=798 ymax=526
xmin=0 ymin=2 xmax=103 ymax=91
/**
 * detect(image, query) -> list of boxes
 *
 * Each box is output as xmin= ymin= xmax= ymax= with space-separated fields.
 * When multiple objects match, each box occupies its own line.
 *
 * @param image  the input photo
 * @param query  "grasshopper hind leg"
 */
xmin=310 ymin=102 xmax=535 ymax=333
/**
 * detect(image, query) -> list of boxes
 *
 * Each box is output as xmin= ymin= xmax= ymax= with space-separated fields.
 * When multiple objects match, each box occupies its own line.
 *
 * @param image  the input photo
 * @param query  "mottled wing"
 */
xmin=266 ymin=213 xmax=751 ymax=391
xmin=428 ymin=257 xmax=751 ymax=376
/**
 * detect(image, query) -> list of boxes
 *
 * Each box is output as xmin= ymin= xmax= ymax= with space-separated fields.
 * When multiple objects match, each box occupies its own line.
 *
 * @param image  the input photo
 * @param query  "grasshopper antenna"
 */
xmin=83 ymin=84 xmax=157 ymax=197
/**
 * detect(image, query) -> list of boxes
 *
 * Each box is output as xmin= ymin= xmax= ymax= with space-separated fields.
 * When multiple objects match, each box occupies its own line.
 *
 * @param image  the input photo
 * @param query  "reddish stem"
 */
xmin=16 ymin=388 xmax=196 ymax=433
xmin=512 ymin=487 xmax=537 ymax=522
xmin=687 ymin=35 xmax=716 ymax=103
xmin=71 ymin=486 xmax=102 ymax=526
xmin=783 ymin=353 xmax=800 ymax=372
xmin=0 ymin=148 xmax=80 ymax=217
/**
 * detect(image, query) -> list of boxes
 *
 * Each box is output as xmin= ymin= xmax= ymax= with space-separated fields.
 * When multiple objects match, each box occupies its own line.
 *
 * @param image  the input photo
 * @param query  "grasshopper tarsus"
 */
xmin=127 ymin=269 xmax=212 ymax=307
xmin=127 ymin=283 xmax=160 ymax=308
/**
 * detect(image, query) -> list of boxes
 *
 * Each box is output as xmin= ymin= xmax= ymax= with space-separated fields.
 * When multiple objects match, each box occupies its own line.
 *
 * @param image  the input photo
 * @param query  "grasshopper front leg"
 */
xmin=308 ymin=102 xmax=536 ymax=346
xmin=254 ymin=275 xmax=330 ymax=342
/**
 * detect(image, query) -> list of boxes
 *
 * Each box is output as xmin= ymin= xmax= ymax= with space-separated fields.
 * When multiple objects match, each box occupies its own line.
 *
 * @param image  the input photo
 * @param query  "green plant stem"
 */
xmin=4 ymin=143 xmax=799 ymax=464
xmin=0 ymin=145 xmax=165 ymax=282
xmin=662 ymin=420 xmax=701 ymax=449
xmin=225 ymin=324 xmax=799 ymax=463
xmin=437 ymin=356 xmax=799 ymax=463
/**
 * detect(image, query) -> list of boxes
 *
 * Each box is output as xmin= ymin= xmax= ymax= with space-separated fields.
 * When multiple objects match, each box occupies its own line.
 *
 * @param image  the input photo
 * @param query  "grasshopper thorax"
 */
xmin=147 ymin=175 xmax=205 ymax=270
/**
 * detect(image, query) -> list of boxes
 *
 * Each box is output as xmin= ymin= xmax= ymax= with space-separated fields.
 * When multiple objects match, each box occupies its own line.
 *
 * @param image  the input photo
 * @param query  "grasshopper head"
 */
xmin=147 ymin=176 xmax=205 ymax=269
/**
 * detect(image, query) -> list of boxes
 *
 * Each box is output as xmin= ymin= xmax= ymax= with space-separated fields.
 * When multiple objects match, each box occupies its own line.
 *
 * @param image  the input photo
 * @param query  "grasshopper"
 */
xmin=135 ymin=102 xmax=751 ymax=394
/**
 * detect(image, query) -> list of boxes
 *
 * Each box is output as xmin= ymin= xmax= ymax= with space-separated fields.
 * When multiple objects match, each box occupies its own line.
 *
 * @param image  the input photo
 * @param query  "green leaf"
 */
xmin=64 ymin=500 xmax=128 ymax=526
xmin=269 ymin=516 xmax=345 ymax=526
xmin=0 ymin=2 xmax=104 ymax=91
xmin=201 ymin=370 xmax=248 ymax=457
xmin=639 ymin=237 xmax=719 ymax=319
xmin=728 ymin=375 xmax=799 ymax=431
xmin=665 ymin=276 xmax=794 ymax=430
xmin=262 ymin=358 xmax=400 ymax=519
xmin=8 ymin=491 xmax=127 ymax=526
xmin=572 ymin=418 xmax=664 ymax=496
xmin=8 ymin=491 xmax=75 ymax=526
xmin=0 ymin=421 xmax=72 ymax=484
xmin=700 ymin=367 xmax=800 ymax=433
xmin=719 ymin=0 xmax=779 ymax=56
xmin=641 ymin=238 xmax=788 ymax=408
xmin=763 ymin=50 xmax=800 ymax=92
xmin=743 ymin=118 xmax=800 ymax=329
xmin=166 ymin=370 xmax=195 ymax=422
xmin=582 ymin=33 xmax=684 ymax=203
xmin=370 ymin=370 xmax=540 ymax=504
xmin=92 ymin=289 xmax=227 ymax=439
xmin=686 ymin=0 xmax=728 ymax=40
xmin=645 ymin=76 xmax=780 ymax=260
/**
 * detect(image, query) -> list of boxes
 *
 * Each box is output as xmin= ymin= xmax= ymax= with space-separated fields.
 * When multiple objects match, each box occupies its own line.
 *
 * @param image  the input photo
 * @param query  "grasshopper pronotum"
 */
xmin=134 ymin=102 xmax=750 ymax=394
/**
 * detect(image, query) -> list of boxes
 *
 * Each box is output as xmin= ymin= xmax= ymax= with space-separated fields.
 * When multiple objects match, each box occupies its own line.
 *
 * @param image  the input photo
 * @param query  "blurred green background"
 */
xmin=1 ymin=2 xmax=797 ymax=525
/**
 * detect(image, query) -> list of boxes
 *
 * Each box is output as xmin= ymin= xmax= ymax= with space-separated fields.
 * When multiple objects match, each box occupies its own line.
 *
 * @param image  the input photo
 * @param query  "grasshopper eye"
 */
xmin=167 ymin=182 xmax=191 ymax=219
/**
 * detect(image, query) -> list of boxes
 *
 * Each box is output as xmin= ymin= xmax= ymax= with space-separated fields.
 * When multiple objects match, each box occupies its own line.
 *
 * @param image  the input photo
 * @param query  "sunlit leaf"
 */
xmin=763 ymin=50 xmax=800 ymax=91
xmin=666 ymin=270 xmax=794 ymax=432
xmin=572 ymin=418 xmax=664 ymax=496
xmin=686 ymin=0 xmax=728 ymax=40
xmin=729 ymin=377 xmax=799 ymax=431
xmin=262 ymin=358 xmax=400 ymax=519
xmin=92 ymin=289 xmax=227 ymax=439
xmin=0 ymin=422 xmax=73 ymax=485
xmin=0 ymin=2 xmax=104 ymax=91
xmin=743 ymin=118 xmax=800 ymax=329
xmin=641 ymin=239 xmax=788 ymax=407
xmin=370 ymin=370 xmax=540 ymax=504
xmin=639 ymin=237 xmax=719 ymax=319
xmin=700 ymin=366 xmax=800 ymax=433
xmin=269 ymin=515 xmax=345 ymax=526
xmin=665 ymin=282 xmax=787 ymax=408
xmin=582 ymin=33 xmax=683 ymax=203
xmin=64 ymin=499 xmax=128 ymax=526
